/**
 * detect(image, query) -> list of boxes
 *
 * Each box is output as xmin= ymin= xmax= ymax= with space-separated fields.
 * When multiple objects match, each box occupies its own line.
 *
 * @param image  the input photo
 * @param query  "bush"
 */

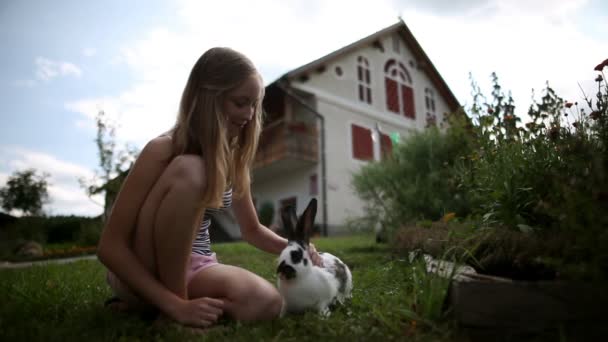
xmin=352 ymin=111 xmax=474 ymax=236
xmin=258 ymin=201 xmax=275 ymax=227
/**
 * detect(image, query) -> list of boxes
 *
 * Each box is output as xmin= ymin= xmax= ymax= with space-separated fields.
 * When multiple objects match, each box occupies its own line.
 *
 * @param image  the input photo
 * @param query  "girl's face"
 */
xmin=222 ymin=74 xmax=263 ymax=138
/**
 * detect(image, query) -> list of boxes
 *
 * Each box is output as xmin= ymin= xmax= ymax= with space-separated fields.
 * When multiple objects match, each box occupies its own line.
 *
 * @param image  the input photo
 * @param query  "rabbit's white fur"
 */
xmin=276 ymin=199 xmax=352 ymax=317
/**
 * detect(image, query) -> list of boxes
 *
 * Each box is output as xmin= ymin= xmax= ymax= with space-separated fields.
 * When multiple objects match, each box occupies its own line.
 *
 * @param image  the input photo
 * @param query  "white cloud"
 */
xmin=0 ymin=146 xmax=103 ymax=217
xmin=35 ymin=57 xmax=82 ymax=82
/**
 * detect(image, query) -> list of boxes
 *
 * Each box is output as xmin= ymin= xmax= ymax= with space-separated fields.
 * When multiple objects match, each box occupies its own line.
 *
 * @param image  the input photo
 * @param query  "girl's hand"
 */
xmin=170 ymin=297 xmax=224 ymax=328
xmin=309 ymin=243 xmax=324 ymax=267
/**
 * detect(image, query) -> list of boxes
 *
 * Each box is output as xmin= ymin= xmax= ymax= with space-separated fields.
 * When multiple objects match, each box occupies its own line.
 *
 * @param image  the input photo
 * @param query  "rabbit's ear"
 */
xmin=281 ymin=205 xmax=298 ymax=240
xmin=296 ymin=198 xmax=317 ymax=245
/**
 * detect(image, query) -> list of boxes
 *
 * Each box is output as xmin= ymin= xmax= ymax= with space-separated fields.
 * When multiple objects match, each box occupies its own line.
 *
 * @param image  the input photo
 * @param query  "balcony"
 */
xmin=253 ymin=119 xmax=319 ymax=181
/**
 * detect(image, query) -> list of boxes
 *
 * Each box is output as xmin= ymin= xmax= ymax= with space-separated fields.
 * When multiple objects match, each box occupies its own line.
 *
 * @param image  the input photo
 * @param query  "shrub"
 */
xmin=258 ymin=201 xmax=275 ymax=227
xmin=352 ymin=110 xmax=474 ymax=236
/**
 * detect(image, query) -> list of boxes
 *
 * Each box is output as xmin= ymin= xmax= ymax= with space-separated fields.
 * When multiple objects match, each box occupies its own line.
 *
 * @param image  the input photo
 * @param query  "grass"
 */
xmin=0 ymin=234 xmax=456 ymax=341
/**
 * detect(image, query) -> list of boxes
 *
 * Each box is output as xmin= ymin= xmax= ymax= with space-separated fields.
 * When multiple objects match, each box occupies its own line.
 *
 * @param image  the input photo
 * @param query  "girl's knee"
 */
xmin=164 ymin=155 xmax=207 ymax=196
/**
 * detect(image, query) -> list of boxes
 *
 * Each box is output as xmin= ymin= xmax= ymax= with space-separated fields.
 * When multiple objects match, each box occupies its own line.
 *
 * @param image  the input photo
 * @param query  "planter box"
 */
xmin=448 ymin=272 xmax=608 ymax=340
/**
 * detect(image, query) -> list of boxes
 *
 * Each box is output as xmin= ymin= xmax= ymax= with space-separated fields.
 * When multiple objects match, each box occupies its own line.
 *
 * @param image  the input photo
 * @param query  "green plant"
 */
xmin=352 ymin=110 xmax=474 ymax=236
xmin=257 ymin=201 xmax=274 ymax=226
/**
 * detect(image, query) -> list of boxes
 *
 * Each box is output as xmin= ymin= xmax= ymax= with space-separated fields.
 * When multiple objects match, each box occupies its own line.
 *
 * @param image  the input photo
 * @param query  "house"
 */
xmin=250 ymin=19 xmax=461 ymax=236
xmin=102 ymin=20 xmax=461 ymax=240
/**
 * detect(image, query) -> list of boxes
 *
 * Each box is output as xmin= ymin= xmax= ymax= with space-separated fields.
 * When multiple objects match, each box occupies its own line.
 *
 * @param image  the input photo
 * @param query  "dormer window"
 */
xmin=357 ymin=56 xmax=372 ymax=104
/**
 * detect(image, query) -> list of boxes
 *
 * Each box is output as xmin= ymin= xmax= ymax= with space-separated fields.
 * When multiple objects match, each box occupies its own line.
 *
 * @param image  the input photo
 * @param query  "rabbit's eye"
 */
xmin=290 ymin=249 xmax=303 ymax=264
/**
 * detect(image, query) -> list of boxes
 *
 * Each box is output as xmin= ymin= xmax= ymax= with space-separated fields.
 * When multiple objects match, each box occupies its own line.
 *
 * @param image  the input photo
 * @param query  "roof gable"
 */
xmin=272 ymin=20 xmax=460 ymax=111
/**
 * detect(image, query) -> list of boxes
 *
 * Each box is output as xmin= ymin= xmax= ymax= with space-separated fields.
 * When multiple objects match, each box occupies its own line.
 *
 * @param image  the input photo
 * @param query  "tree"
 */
xmin=79 ymin=110 xmax=139 ymax=220
xmin=0 ymin=169 xmax=50 ymax=216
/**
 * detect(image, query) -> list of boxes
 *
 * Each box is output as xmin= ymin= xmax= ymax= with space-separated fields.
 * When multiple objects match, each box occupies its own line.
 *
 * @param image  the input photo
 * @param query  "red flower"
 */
xmin=595 ymin=58 xmax=608 ymax=71
xmin=487 ymin=108 xmax=494 ymax=114
xmin=504 ymin=115 xmax=514 ymax=121
xmin=590 ymin=111 xmax=601 ymax=120
xmin=565 ymin=102 xmax=573 ymax=108
xmin=572 ymin=122 xmax=579 ymax=128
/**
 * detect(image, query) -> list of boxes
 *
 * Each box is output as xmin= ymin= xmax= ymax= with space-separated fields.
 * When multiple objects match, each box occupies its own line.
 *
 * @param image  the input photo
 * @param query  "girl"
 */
xmin=97 ymin=47 xmax=321 ymax=328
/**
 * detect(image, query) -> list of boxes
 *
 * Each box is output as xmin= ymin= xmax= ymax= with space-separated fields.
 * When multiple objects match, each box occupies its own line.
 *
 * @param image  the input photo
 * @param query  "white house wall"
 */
xmin=251 ymin=164 xmax=320 ymax=226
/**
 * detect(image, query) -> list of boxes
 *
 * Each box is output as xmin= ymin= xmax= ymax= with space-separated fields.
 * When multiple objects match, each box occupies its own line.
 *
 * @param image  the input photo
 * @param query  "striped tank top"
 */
xmin=192 ymin=188 xmax=233 ymax=256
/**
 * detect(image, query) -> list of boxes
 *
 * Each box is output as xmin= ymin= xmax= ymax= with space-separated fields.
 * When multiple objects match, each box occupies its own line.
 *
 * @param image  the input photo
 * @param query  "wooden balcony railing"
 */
xmin=254 ymin=119 xmax=319 ymax=169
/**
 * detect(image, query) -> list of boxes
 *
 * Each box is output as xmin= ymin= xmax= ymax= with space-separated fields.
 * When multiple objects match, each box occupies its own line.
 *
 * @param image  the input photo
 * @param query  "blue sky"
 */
xmin=0 ymin=0 xmax=606 ymax=216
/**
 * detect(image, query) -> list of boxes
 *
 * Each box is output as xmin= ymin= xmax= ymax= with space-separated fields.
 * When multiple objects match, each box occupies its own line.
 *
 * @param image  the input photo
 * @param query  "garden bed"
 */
xmin=448 ymin=270 xmax=608 ymax=340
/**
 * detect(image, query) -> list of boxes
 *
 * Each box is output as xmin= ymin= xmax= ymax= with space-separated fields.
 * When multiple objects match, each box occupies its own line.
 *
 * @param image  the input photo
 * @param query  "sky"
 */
xmin=0 ymin=0 xmax=606 ymax=217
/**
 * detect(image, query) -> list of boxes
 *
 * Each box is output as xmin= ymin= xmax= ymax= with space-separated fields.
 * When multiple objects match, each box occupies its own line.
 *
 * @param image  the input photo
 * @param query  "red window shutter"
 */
xmin=385 ymin=78 xmax=399 ymax=114
xmin=402 ymin=85 xmax=415 ymax=119
xmin=352 ymin=124 xmax=373 ymax=161
xmin=380 ymin=133 xmax=393 ymax=159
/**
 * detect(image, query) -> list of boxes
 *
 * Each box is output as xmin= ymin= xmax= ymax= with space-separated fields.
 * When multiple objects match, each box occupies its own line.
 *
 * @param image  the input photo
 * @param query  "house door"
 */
xmin=279 ymin=196 xmax=297 ymax=214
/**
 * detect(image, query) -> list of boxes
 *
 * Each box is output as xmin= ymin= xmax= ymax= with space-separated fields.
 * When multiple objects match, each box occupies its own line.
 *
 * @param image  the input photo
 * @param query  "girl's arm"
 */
xmin=232 ymin=185 xmax=287 ymax=254
xmin=232 ymin=186 xmax=323 ymax=266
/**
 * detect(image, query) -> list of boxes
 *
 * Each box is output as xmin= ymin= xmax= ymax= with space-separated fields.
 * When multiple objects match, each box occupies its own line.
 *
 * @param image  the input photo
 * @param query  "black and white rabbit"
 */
xmin=276 ymin=198 xmax=353 ymax=317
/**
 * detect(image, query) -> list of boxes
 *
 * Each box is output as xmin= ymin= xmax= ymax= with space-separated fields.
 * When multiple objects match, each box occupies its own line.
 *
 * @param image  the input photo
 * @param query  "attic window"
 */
xmin=357 ymin=56 xmax=372 ymax=104
xmin=335 ymin=66 xmax=343 ymax=77
xmin=392 ymin=35 xmax=400 ymax=54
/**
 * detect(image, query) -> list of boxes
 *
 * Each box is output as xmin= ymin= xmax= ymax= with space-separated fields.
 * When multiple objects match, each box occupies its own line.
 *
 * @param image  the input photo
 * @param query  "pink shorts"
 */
xmin=106 ymin=253 xmax=220 ymax=309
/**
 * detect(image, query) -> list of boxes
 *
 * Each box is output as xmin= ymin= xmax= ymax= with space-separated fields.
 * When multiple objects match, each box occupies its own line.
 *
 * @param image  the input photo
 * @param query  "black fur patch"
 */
xmin=303 ymin=258 xmax=308 ymax=266
xmin=334 ymin=259 xmax=348 ymax=294
xmin=277 ymin=261 xmax=296 ymax=279
xmin=290 ymin=248 xmax=303 ymax=264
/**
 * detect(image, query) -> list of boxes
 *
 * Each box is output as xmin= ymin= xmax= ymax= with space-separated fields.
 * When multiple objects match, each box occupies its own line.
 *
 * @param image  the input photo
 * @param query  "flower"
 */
xmin=487 ymin=108 xmax=494 ymax=114
xmin=565 ymin=102 xmax=573 ymax=108
xmin=594 ymin=58 xmax=608 ymax=71
xmin=590 ymin=111 xmax=601 ymax=120
xmin=442 ymin=212 xmax=456 ymax=222
xmin=573 ymin=122 xmax=579 ymax=129
xmin=504 ymin=115 xmax=514 ymax=121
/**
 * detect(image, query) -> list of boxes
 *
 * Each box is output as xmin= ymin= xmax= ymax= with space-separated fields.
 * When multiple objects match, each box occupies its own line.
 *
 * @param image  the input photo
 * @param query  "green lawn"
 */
xmin=0 ymin=235 xmax=455 ymax=341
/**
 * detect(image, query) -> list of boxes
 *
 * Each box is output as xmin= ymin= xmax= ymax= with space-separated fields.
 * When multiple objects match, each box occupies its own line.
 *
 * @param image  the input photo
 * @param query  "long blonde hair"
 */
xmin=171 ymin=47 xmax=263 ymax=208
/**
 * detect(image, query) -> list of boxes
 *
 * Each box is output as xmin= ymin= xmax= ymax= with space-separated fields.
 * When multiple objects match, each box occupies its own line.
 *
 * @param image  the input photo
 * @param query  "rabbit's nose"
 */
xmin=277 ymin=261 xmax=297 ymax=280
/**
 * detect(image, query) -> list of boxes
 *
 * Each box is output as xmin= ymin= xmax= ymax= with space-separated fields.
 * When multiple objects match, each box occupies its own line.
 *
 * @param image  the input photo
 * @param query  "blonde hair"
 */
xmin=171 ymin=47 xmax=264 ymax=208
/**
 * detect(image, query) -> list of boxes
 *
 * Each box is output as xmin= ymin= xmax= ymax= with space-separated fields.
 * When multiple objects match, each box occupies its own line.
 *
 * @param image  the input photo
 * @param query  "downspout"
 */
xmin=276 ymin=79 xmax=328 ymax=237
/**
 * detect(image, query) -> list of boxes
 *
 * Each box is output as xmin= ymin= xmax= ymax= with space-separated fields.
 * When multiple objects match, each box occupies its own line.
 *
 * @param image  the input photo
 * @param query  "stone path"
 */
xmin=0 ymin=254 xmax=98 ymax=269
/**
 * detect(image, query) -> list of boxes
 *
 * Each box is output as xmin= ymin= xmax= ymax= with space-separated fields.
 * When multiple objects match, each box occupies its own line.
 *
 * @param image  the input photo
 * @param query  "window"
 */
xmin=392 ymin=35 xmax=400 ymax=54
xmin=351 ymin=124 xmax=373 ymax=161
xmin=357 ymin=56 xmax=372 ymax=104
xmin=425 ymin=88 xmax=437 ymax=127
xmin=310 ymin=174 xmax=318 ymax=195
xmin=279 ymin=197 xmax=297 ymax=216
xmin=384 ymin=59 xmax=415 ymax=119
xmin=335 ymin=66 xmax=343 ymax=77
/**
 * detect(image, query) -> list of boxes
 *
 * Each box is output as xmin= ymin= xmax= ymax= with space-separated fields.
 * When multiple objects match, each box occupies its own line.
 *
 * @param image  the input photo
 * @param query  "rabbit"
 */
xmin=276 ymin=198 xmax=353 ymax=317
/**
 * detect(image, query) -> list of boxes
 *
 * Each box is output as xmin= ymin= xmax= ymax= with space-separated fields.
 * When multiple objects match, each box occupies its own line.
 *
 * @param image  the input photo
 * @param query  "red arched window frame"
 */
xmin=384 ymin=59 xmax=415 ymax=119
